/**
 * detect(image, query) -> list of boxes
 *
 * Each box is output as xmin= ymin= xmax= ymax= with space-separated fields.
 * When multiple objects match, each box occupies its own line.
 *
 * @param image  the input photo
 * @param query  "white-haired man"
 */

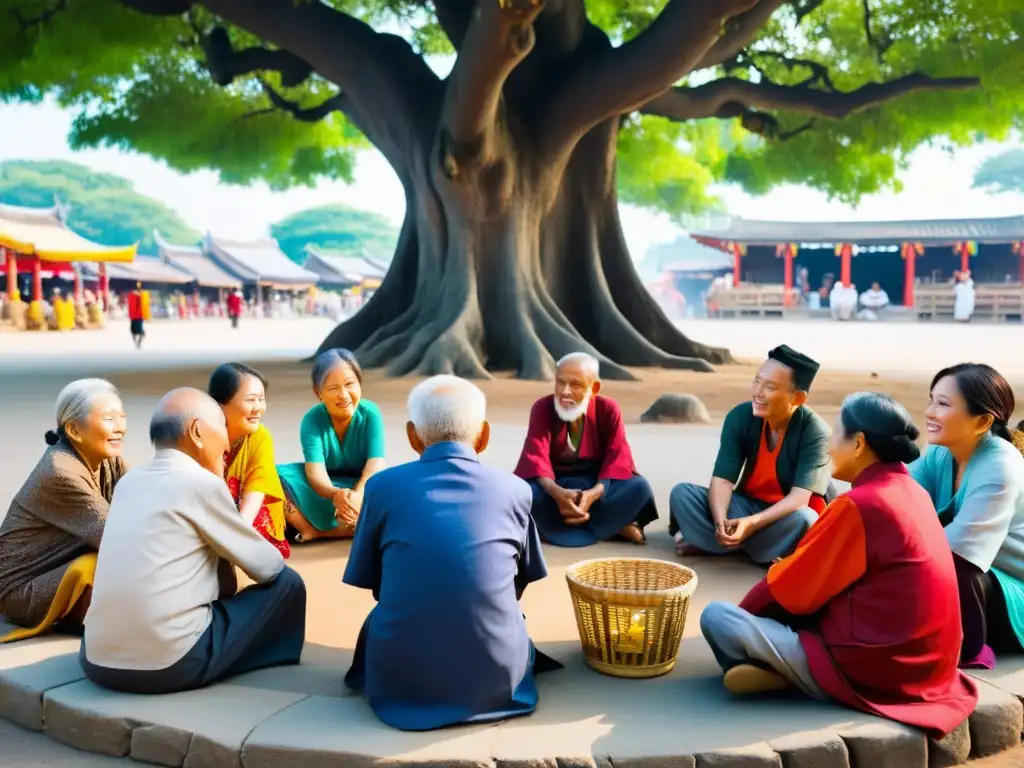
xmin=343 ymin=375 xmax=562 ymax=731
xmin=514 ymin=352 xmax=657 ymax=547
xmin=81 ymin=388 xmax=306 ymax=694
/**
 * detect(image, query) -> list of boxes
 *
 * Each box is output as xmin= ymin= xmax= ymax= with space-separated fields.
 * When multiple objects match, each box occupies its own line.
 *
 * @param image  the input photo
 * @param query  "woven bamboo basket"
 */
xmin=565 ymin=558 xmax=697 ymax=679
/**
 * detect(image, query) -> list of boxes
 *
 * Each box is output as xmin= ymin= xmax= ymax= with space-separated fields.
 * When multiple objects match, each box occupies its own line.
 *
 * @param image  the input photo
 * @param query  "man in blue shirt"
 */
xmin=343 ymin=375 xmax=561 ymax=731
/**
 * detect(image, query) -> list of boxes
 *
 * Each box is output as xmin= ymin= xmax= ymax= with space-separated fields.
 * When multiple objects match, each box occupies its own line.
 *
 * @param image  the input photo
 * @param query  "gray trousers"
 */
xmin=81 ymin=566 xmax=306 ymax=695
xmin=669 ymin=482 xmax=816 ymax=564
xmin=700 ymin=601 xmax=825 ymax=699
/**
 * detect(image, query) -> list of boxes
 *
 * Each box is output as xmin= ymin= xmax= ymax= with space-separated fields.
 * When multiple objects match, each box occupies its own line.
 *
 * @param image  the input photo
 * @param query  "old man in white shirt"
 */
xmin=81 ymin=387 xmax=306 ymax=694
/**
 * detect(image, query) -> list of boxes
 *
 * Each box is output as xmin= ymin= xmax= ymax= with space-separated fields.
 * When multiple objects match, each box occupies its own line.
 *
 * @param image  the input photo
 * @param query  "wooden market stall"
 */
xmin=204 ymin=233 xmax=319 ymax=313
xmin=0 ymin=201 xmax=136 ymax=329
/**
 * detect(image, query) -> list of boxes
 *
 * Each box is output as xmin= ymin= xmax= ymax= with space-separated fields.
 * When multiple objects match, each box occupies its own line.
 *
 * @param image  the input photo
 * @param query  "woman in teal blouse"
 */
xmin=278 ymin=349 xmax=386 ymax=543
xmin=909 ymin=363 xmax=1024 ymax=669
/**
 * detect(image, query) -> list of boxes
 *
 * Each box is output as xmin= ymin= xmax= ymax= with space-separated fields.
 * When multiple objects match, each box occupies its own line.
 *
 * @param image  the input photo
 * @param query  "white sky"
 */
xmin=0 ymin=100 xmax=1021 ymax=258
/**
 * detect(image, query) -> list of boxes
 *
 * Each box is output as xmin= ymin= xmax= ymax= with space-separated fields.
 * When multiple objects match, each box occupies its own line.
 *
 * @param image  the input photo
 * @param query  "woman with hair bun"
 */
xmin=0 ymin=379 xmax=128 ymax=641
xmin=701 ymin=391 xmax=977 ymax=739
xmin=910 ymin=363 xmax=1024 ymax=668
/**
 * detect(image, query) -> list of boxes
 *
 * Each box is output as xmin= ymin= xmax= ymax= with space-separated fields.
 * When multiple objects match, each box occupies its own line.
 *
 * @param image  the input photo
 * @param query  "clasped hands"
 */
xmin=552 ymin=485 xmax=599 ymax=526
xmin=714 ymin=516 xmax=758 ymax=548
xmin=332 ymin=488 xmax=363 ymax=527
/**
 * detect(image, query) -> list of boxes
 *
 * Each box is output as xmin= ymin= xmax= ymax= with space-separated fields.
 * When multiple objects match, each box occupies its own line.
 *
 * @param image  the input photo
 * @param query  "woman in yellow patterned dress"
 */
xmin=208 ymin=363 xmax=290 ymax=558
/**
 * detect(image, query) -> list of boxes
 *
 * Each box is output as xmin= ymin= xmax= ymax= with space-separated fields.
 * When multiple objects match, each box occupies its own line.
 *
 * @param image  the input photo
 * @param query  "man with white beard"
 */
xmin=513 ymin=352 xmax=658 ymax=547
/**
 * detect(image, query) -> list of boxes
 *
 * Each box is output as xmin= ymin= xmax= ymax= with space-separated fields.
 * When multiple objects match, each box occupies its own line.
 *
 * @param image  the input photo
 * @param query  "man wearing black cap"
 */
xmin=669 ymin=345 xmax=831 ymax=564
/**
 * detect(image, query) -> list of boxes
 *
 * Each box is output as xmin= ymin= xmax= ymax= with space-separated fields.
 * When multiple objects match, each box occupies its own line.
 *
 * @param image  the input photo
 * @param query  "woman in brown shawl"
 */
xmin=0 ymin=378 xmax=127 ymax=640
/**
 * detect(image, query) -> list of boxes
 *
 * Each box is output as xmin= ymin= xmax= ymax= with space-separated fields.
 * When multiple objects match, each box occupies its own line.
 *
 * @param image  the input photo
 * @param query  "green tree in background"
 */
xmin=0 ymin=159 xmax=197 ymax=253
xmin=271 ymin=204 xmax=399 ymax=264
xmin=973 ymin=148 xmax=1024 ymax=196
xmin=2 ymin=0 xmax=1020 ymax=377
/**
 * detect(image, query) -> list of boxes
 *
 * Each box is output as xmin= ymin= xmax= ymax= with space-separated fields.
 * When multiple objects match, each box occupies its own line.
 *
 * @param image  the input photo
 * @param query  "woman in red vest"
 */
xmin=701 ymin=391 xmax=977 ymax=738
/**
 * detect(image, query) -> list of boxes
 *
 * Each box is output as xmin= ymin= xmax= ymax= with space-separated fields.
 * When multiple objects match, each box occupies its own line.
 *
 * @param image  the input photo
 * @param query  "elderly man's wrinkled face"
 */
xmin=64 ymin=393 xmax=127 ymax=465
xmin=751 ymin=359 xmax=804 ymax=421
xmin=553 ymin=362 xmax=601 ymax=423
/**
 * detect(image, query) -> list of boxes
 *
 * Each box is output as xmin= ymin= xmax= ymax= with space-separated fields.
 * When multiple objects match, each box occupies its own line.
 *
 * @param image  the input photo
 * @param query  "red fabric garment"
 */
xmin=227 ymin=293 xmax=243 ymax=317
xmin=127 ymin=291 xmax=144 ymax=321
xmin=742 ymin=462 xmax=977 ymax=738
xmin=513 ymin=395 xmax=636 ymax=481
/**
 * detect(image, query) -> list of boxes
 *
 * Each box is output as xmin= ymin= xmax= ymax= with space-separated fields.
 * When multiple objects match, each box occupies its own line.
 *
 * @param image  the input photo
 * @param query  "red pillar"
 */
xmin=31 ymin=256 xmax=42 ymax=302
xmin=902 ymin=243 xmax=919 ymax=307
xmin=1014 ymin=242 xmax=1023 ymax=284
xmin=837 ymin=244 xmax=852 ymax=285
xmin=777 ymin=243 xmax=796 ymax=306
xmin=99 ymin=263 xmax=110 ymax=311
xmin=728 ymin=243 xmax=745 ymax=286
xmin=4 ymin=248 xmax=17 ymax=300
xmin=954 ymin=241 xmax=974 ymax=274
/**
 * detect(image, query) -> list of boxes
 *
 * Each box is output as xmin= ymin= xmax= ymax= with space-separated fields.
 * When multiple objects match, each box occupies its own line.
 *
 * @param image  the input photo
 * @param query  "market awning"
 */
xmin=206 ymin=233 xmax=319 ymax=287
xmin=82 ymin=255 xmax=194 ymax=285
xmin=0 ymin=202 xmax=136 ymax=262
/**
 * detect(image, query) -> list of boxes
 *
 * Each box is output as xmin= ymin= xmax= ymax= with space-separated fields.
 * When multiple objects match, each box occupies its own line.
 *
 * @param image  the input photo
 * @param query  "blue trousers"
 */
xmin=528 ymin=474 xmax=658 ymax=548
xmin=669 ymin=482 xmax=815 ymax=564
xmin=81 ymin=566 xmax=306 ymax=694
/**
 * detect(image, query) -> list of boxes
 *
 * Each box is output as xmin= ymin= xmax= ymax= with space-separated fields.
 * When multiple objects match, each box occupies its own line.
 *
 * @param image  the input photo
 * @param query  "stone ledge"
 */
xmin=0 ymin=641 xmax=1018 ymax=768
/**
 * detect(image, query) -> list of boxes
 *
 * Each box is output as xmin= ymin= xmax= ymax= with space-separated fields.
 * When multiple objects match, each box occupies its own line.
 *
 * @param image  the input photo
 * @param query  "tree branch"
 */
xmin=540 ymin=0 xmax=761 ymax=156
xmin=792 ymin=0 xmax=827 ymax=22
xmin=118 ymin=0 xmax=191 ymax=14
xmin=747 ymin=50 xmax=835 ymax=90
xmin=641 ymin=73 xmax=981 ymax=125
xmin=692 ymin=0 xmax=786 ymax=71
xmin=860 ymin=0 xmax=891 ymax=62
xmin=441 ymin=0 xmax=544 ymax=151
xmin=198 ymin=26 xmax=312 ymax=87
xmin=255 ymin=77 xmax=351 ymax=123
xmin=12 ymin=0 xmax=67 ymax=31
xmin=190 ymin=0 xmax=442 ymax=174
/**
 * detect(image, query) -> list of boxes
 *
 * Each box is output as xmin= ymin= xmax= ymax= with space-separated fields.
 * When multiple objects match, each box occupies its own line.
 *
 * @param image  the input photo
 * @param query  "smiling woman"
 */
xmin=276 ymin=349 xmax=387 ymax=544
xmin=208 ymin=362 xmax=290 ymax=559
xmin=0 ymin=378 xmax=128 ymax=642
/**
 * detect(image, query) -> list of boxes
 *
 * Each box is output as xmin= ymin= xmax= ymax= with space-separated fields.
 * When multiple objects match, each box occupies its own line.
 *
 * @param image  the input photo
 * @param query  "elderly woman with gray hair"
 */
xmin=0 ymin=378 xmax=127 ymax=642
xmin=277 ymin=349 xmax=386 ymax=543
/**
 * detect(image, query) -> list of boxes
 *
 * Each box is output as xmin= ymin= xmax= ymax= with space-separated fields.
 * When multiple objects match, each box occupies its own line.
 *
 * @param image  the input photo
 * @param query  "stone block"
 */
xmin=44 ymin=691 xmax=134 ymax=757
xmin=640 ymin=395 xmax=712 ymax=425
xmin=695 ymin=743 xmax=782 ymax=767
xmin=967 ymin=679 xmax=1023 ymax=758
xmin=184 ymin=734 xmax=243 ymax=768
xmin=612 ymin=757 xmax=697 ymax=768
xmin=131 ymin=724 xmax=193 ymax=767
xmin=0 ymin=647 xmax=83 ymax=731
xmin=927 ymin=720 xmax=970 ymax=768
xmin=834 ymin=722 xmax=927 ymax=768
xmin=768 ymin=730 xmax=849 ymax=768
xmin=242 ymin=695 xmax=497 ymax=768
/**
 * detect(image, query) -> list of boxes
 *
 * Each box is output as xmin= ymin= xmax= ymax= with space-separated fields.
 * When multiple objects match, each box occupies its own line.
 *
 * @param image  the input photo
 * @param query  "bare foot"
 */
xmin=617 ymin=524 xmax=646 ymax=544
xmin=676 ymin=539 xmax=707 ymax=556
xmin=723 ymin=664 xmax=790 ymax=695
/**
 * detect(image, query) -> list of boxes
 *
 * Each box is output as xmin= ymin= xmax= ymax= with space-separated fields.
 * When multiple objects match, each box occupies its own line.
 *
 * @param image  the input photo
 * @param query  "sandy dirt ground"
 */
xmin=1 ymin=317 xmax=1023 ymax=766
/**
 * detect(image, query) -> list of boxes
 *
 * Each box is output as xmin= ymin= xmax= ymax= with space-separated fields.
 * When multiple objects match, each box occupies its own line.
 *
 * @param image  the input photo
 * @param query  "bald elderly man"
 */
xmin=344 ymin=375 xmax=561 ymax=731
xmin=81 ymin=388 xmax=306 ymax=695
xmin=514 ymin=352 xmax=658 ymax=547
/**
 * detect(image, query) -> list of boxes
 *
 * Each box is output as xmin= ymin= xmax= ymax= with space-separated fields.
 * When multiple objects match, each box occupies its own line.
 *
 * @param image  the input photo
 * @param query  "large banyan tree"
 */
xmin=3 ymin=0 xmax=1021 ymax=377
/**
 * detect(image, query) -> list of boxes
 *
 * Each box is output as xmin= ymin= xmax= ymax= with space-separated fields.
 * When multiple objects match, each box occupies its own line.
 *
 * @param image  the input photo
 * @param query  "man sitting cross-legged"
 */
xmin=514 ymin=352 xmax=658 ymax=547
xmin=81 ymin=387 xmax=306 ymax=694
xmin=670 ymin=345 xmax=831 ymax=563
xmin=344 ymin=375 xmax=563 ymax=731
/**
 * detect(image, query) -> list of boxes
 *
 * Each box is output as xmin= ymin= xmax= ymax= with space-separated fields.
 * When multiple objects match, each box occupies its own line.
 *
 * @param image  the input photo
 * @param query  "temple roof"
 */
xmin=647 ymin=236 xmax=732 ymax=273
xmin=689 ymin=215 xmax=1024 ymax=247
xmin=303 ymin=247 xmax=387 ymax=284
xmin=0 ymin=202 xmax=136 ymax=262
xmin=82 ymin=255 xmax=194 ymax=285
xmin=153 ymin=230 xmax=241 ymax=289
xmin=205 ymin=234 xmax=319 ymax=288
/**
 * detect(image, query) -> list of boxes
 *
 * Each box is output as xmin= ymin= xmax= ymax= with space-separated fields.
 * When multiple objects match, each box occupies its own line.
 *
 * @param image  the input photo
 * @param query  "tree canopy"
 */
xmin=0 ymin=159 xmax=197 ymax=252
xmin=271 ymin=204 xmax=399 ymax=263
xmin=973 ymin=148 xmax=1024 ymax=196
xmin=2 ymin=0 xmax=1018 ymax=221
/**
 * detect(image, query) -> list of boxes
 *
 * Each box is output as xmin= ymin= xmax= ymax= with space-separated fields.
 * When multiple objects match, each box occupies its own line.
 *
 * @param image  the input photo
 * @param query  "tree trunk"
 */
xmin=317 ymin=115 xmax=732 ymax=380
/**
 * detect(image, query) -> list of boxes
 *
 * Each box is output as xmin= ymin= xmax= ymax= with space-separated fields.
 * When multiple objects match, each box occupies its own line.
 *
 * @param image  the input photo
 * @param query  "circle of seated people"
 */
xmin=1 ymin=348 xmax=1023 ymax=740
